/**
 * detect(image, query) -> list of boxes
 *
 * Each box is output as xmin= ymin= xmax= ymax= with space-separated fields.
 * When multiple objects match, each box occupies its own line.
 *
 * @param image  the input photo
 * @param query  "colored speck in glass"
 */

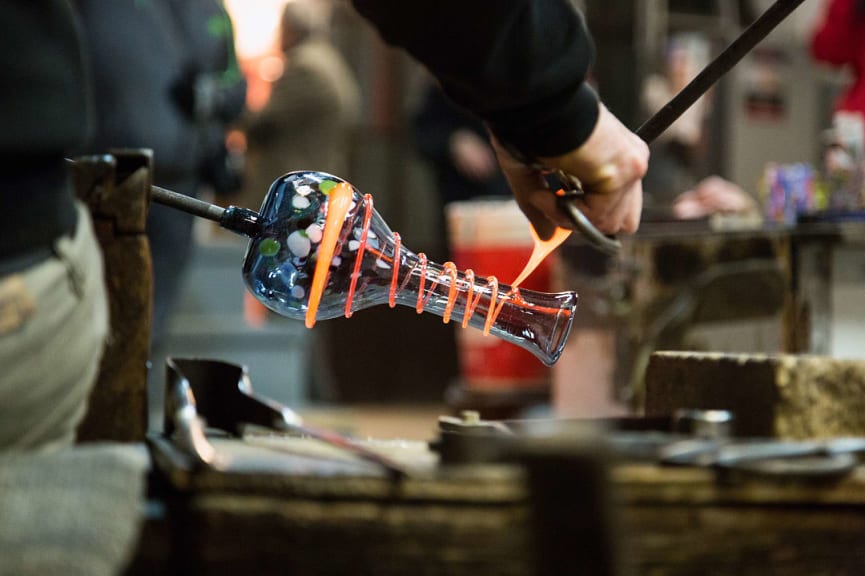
xmin=319 ymin=180 xmax=338 ymax=194
xmin=259 ymin=238 xmax=281 ymax=257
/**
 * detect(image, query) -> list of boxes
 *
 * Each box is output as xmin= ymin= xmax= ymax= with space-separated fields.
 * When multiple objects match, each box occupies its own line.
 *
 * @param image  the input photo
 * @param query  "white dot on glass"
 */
xmin=287 ymin=230 xmax=311 ymax=258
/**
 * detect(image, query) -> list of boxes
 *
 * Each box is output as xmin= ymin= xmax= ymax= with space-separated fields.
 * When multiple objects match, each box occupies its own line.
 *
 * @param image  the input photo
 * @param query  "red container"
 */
xmin=446 ymin=200 xmax=553 ymax=392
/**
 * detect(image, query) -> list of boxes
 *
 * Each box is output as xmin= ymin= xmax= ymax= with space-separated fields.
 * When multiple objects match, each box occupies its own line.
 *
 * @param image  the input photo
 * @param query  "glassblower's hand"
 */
xmin=493 ymin=104 xmax=649 ymax=240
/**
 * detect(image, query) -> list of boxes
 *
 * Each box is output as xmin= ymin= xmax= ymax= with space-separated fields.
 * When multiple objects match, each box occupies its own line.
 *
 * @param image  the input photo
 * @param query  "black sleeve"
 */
xmin=352 ymin=0 xmax=599 ymax=159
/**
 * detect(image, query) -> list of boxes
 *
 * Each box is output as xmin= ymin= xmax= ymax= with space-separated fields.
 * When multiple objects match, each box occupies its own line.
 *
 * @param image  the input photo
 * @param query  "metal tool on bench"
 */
xmin=158 ymin=357 xmax=409 ymax=478
xmin=547 ymin=0 xmax=809 ymax=256
xmin=432 ymin=408 xmax=865 ymax=481
xmin=659 ymin=436 xmax=865 ymax=481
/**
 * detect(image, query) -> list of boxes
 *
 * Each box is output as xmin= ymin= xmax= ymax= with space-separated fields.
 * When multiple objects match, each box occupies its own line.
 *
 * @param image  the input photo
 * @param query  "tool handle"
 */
xmin=151 ymin=185 xmax=263 ymax=237
xmin=151 ymin=185 xmax=226 ymax=222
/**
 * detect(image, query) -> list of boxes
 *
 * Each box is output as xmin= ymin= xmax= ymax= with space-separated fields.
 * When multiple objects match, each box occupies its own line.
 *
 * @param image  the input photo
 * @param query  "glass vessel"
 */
xmin=240 ymin=171 xmax=578 ymax=367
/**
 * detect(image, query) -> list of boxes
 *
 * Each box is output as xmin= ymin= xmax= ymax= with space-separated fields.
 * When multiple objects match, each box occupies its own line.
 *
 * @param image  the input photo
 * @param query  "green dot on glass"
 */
xmin=259 ymin=238 xmax=281 ymax=257
xmin=319 ymin=180 xmax=337 ymax=194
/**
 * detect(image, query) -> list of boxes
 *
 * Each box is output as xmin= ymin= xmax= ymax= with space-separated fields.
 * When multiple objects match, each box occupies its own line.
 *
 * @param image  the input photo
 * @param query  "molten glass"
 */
xmin=242 ymin=171 xmax=578 ymax=366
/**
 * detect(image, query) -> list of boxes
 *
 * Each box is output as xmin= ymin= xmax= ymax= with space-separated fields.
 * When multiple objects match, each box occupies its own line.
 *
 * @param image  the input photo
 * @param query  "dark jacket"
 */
xmin=77 ymin=0 xmax=246 ymax=188
xmin=0 ymin=0 xmax=89 ymax=260
xmin=76 ymin=0 xmax=199 ymax=185
xmin=169 ymin=0 xmax=247 ymax=194
xmin=352 ymin=0 xmax=599 ymax=159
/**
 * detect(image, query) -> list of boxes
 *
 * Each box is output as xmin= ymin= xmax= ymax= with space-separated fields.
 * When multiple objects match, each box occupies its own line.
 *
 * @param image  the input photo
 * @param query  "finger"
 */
xmin=620 ymin=184 xmax=643 ymax=233
xmin=508 ymin=173 xmax=561 ymax=240
xmin=577 ymin=183 xmax=643 ymax=234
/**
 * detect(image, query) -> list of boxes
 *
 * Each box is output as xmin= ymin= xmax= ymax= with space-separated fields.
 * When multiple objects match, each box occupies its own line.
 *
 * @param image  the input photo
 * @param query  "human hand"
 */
xmin=449 ymin=130 xmax=498 ymax=182
xmin=492 ymin=104 xmax=649 ymax=240
xmin=672 ymin=176 xmax=758 ymax=220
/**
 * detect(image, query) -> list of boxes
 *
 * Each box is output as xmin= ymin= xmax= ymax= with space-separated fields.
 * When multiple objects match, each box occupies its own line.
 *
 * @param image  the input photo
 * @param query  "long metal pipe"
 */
xmin=151 ymin=185 xmax=225 ymax=223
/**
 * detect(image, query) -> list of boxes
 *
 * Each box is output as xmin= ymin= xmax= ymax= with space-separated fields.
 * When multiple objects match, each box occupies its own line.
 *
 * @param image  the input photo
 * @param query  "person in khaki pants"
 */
xmin=0 ymin=2 xmax=109 ymax=452
xmin=0 ymin=203 xmax=108 ymax=451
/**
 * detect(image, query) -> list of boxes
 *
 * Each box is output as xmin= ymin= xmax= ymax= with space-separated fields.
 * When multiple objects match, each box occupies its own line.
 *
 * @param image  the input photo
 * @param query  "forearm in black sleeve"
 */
xmin=351 ymin=0 xmax=599 ymax=159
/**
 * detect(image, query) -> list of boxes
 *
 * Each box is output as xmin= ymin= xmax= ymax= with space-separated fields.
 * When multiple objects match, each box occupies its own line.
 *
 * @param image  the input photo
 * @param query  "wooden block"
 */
xmin=71 ymin=151 xmax=153 ymax=443
xmin=645 ymin=351 xmax=865 ymax=438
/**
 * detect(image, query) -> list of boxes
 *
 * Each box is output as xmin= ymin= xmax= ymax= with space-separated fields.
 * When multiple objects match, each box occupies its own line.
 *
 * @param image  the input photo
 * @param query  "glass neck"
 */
xmin=391 ymin=252 xmax=577 ymax=366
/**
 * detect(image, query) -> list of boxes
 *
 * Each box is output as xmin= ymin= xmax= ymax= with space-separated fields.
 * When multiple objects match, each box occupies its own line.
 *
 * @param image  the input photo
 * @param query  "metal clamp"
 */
xmin=552 ymin=170 xmax=623 ymax=256
xmin=498 ymin=141 xmax=622 ymax=257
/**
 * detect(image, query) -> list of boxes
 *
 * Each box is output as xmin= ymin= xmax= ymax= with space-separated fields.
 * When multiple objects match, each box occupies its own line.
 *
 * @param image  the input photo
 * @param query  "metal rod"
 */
xmin=150 ymin=185 xmax=226 ymax=223
xmin=636 ymin=0 xmax=808 ymax=143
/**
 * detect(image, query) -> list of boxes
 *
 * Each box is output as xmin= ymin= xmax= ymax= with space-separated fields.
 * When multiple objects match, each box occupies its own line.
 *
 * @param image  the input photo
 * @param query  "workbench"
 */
xmin=554 ymin=214 xmax=865 ymax=415
xmin=61 ymin=152 xmax=865 ymax=575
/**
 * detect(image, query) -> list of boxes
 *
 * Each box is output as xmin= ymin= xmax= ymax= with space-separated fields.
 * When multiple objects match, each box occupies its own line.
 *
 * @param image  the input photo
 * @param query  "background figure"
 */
xmin=412 ymin=80 xmax=511 ymax=207
xmin=77 ymin=0 xmax=246 ymax=347
xmin=237 ymin=0 xmax=362 ymax=402
xmin=640 ymin=33 xmax=711 ymax=208
xmin=811 ymin=0 xmax=865 ymax=121
xmin=240 ymin=0 xmax=361 ymax=211
xmin=171 ymin=0 xmax=249 ymax=202
xmin=810 ymin=0 xmax=865 ymax=212
xmin=670 ymin=175 xmax=758 ymax=220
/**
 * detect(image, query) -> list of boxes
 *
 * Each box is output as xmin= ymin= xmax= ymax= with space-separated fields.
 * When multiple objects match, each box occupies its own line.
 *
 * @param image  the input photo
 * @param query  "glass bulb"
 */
xmin=242 ymin=171 xmax=578 ymax=366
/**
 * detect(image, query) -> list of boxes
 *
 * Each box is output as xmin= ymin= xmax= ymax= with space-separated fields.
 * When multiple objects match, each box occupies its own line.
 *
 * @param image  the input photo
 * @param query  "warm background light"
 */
xmin=224 ymin=0 xmax=286 ymax=60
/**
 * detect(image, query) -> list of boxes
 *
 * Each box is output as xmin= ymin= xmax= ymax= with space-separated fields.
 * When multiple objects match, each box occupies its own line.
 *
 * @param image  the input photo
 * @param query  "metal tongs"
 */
xmin=549 ymin=0 xmax=807 ymax=256
xmin=552 ymin=169 xmax=623 ymax=256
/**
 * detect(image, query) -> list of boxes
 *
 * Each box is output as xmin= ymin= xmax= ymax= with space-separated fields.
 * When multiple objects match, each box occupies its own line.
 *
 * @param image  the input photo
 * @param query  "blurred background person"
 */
xmin=236 ymin=0 xmax=359 ymax=334
xmin=235 ymin=0 xmax=362 ymax=402
xmin=239 ymin=0 xmax=361 ymax=212
xmin=640 ymin=32 xmax=759 ymax=223
xmin=412 ymin=79 xmax=510 ymax=208
xmin=810 ymin=0 xmax=865 ymax=124
xmin=641 ymin=33 xmax=711 ymax=209
xmin=76 ymin=0 xmax=246 ymax=348
xmin=171 ymin=0 xmax=249 ymax=205
xmin=411 ymin=79 xmax=512 ymax=267
xmin=810 ymin=0 xmax=865 ymax=212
